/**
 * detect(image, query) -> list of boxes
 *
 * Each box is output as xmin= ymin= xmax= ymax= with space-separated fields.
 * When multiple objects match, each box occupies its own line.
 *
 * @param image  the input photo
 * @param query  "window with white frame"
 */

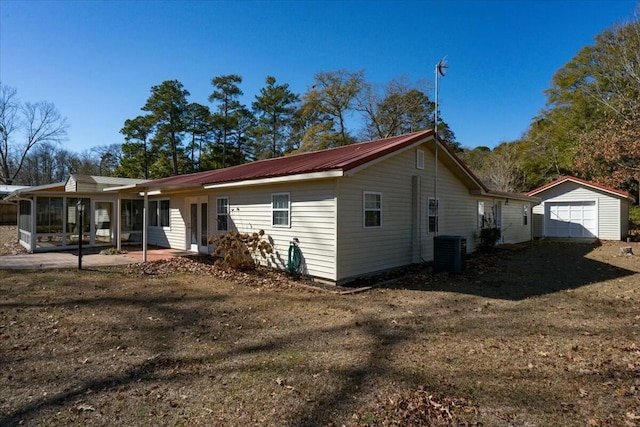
xmin=523 ymin=205 xmax=528 ymax=226
xmin=216 ymin=197 xmax=229 ymax=231
xmin=149 ymin=199 xmax=170 ymax=227
xmin=428 ymin=197 xmax=439 ymax=233
xmin=272 ymin=193 xmax=290 ymax=227
xmin=363 ymin=192 xmax=382 ymax=228
xmin=478 ymin=201 xmax=486 ymax=228
xmin=416 ymin=149 xmax=425 ymax=169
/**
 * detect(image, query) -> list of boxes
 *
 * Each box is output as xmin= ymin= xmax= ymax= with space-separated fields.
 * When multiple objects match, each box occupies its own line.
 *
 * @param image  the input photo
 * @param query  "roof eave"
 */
xmin=203 ymin=170 xmax=344 ymax=189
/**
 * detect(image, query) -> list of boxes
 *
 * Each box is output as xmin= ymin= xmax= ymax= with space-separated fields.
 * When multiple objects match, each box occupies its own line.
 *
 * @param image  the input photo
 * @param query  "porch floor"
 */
xmin=0 ymin=247 xmax=192 ymax=270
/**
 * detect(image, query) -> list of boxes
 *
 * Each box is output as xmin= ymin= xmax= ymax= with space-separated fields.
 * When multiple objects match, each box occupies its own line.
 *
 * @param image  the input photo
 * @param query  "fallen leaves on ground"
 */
xmin=349 ymin=386 xmax=480 ymax=427
xmin=125 ymin=255 xmax=307 ymax=291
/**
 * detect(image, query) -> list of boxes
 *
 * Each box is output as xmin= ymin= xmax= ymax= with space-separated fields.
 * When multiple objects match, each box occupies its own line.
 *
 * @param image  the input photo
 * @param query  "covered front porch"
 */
xmin=4 ymin=175 xmax=149 ymax=253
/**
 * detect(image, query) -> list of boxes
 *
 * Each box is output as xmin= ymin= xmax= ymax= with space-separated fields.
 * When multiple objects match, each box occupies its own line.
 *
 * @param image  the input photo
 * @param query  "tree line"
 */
xmin=0 ymin=70 xmax=456 ymax=184
xmin=116 ymin=70 xmax=457 ymax=179
xmin=461 ymin=17 xmax=640 ymax=198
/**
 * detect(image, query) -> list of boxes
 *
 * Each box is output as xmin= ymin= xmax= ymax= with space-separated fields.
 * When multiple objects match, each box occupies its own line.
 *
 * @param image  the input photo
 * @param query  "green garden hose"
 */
xmin=287 ymin=242 xmax=302 ymax=275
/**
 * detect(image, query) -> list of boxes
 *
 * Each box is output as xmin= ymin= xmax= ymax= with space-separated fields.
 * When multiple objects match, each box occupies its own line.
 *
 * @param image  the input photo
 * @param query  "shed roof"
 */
xmin=526 ymin=176 xmax=635 ymax=202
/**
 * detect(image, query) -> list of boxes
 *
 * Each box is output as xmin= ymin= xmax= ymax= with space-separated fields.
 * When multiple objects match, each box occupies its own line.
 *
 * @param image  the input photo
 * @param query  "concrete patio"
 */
xmin=0 ymin=247 xmax=190 ymax=270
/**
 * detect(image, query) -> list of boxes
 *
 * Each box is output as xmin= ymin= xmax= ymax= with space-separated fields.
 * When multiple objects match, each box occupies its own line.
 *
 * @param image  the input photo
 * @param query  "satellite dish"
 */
xmin=436 ymin=56 xmax=448 ymax=77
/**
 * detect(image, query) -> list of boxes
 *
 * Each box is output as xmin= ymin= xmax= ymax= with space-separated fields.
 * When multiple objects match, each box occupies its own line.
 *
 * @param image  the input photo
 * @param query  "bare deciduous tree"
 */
xmin=0 ymin=84 xmax=68 ymax=184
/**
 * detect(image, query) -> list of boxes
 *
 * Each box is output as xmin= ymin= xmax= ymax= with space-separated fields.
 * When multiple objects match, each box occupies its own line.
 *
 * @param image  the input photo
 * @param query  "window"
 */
xmin=363 ymin=192 xmax=382 ymax=228
xmin=272 ymin=193 xmax=290 ymax=227
xmin=121 ymin=199 xmax=143 ymax=242
xmin=121 ymin=200 xmax=144 ymax=232
xmin=149 ymin=199 xmax=170 ymax=227
xmin=416 ymin=149 xmax=425 ymax=169
xmin=523 ymin=205 xmax=528 ymax=226
xmin=149 ymin=201 xmax=158 ymax=227
xmin=428 ymin=198 xmax=438 ymax=233
xmin=216 ymin=197 xmax=229 ymax=231
xmin=36 ymin=197 xmax=64 ymax=234
xmin=478 ymin=201 xmax=486 ymax=228
xmin=201 ymin=203 xmax=208 ymax=247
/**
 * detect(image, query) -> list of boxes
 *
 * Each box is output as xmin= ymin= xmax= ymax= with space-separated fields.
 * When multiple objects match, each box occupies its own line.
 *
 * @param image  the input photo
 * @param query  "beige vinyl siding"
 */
xmin=147 ymin=196 xmax=187 ymax=249
xmin=598 ymin=196 xmax=620 ymax=240
xmin=533 ymin=181 xmax=626 ymax=240
xmin=426 ymin=158 xmax=479 ymax=257
xmin=217 ymin=180 xmax=337 ymax=280
xmin=501 ymin=202 xmax=532 ymax=244
xmin=64 ymin=177 xmax=77 ymax=192
xmin=65 ymin=177 xmax=96 ymax=193
xmin=336 ymin=144 xmax=478 ymax=281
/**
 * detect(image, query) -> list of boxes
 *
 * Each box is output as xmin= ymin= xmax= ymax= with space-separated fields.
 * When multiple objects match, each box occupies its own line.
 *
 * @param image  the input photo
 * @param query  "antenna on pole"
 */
xmin=433 ymin=56 xmax=447 ymax=236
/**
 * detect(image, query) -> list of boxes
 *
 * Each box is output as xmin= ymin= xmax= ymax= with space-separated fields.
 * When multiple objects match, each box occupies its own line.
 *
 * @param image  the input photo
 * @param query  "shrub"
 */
xmin=479 ymin=226 xmax=501 ymax=251
xmin=209 ymin=230 xmax=273 ymax=271
xmin=99 ymin=247 xmax=126 ymax=255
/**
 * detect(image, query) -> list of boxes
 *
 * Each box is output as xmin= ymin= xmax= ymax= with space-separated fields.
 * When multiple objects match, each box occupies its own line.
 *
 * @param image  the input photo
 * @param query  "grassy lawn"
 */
xmin=1 ymin=241 xmax=640 ymax=426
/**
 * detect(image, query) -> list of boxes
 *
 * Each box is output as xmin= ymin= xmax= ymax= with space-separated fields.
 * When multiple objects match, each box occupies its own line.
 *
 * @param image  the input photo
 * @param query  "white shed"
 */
xmin=527 ymin=176 xmax=635 ymax=241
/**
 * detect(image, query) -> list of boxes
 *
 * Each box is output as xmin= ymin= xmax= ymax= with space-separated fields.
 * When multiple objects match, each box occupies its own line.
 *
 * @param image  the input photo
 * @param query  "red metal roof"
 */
xmin=149 ymin=130 xmax=435 ymax=186
xmin=526 ymin=175 xmax=635 ymax=201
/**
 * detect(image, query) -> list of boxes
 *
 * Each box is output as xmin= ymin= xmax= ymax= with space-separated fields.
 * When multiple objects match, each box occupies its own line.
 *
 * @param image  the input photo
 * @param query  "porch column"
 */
xmin=143 ymin=190 xmax=148 ymax=263
xmin=30 ymin=199 xmax=35 ymax=252
xmin=116 ymin=194 xmax=122 ymax=252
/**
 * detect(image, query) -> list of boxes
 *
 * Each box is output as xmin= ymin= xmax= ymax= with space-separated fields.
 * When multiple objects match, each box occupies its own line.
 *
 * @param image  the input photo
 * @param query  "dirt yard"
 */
xmin=1 ymin=226 xmax=639 ymax=426
xmin=0 ymin=225 xmax=25 ymax=256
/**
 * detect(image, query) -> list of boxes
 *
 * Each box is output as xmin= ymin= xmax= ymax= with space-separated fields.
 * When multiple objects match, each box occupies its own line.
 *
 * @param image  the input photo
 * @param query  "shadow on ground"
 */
xmin=383 ymin=240 xmax=638 ymax=301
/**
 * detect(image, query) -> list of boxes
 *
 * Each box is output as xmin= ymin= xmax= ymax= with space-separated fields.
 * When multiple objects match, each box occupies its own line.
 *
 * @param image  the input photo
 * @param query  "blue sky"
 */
xmin=1 ymin=0 xmax=638 ymax=154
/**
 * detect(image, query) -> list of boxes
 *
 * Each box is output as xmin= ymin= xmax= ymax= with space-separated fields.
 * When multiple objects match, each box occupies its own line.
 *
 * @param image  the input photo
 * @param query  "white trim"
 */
xmin=204 ymin=170 xmax=343 ymax=189
xmin=363 ymin=191 xmax=382 ymax=228
xmin=271 ymin=192 xmax=291 ymax=228
xmin=102 ymin=184 xmax=138 ymax=192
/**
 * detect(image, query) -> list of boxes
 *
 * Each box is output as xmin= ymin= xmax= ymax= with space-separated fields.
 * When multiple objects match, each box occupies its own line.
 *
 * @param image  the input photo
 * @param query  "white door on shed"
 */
xmin=545 ymin=201 xmax=597 ymax=238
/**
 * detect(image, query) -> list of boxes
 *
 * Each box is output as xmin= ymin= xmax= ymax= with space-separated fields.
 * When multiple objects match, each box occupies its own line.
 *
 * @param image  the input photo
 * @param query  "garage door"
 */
xmin=545 ymin=202 xmax=597 ymax=238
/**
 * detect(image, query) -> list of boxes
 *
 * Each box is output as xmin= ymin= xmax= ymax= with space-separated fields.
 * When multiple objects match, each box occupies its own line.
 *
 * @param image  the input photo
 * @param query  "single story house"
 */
xmin=527 ymin=175 xmax=635 ymax=240
xmin=4 ymin=131 xmax=540 ymax=283
xmin=0 ymin=185 xmax=29 ymax=224
xmin=96 ymin=130 xmax=538 ymax=283
xmin=4 ymin=175 xmax=149 ymax=251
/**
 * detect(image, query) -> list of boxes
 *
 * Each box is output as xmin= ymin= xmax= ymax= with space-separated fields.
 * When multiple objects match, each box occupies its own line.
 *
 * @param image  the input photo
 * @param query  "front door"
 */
xmin=186 ymin=197 xmax=209 ymax=253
